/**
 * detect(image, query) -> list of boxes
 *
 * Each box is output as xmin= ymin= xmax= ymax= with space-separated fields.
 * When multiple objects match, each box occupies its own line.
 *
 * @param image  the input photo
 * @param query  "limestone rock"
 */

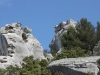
xmin=48 ymin=56 xmax=100 ymax=75
xmin=49 ymin=19 xmax=76 ymax=53
xmin=45 ymin=53 xmax=53 ymax=61
xmin=0 ymin=23 xmax=46 ymax=69
xmin=23 ymin=26 xmax=32 ymax=33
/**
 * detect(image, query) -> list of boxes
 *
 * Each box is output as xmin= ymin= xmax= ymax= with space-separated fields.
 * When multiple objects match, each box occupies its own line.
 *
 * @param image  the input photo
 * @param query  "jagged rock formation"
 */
xmin=49 ymin=19 xmax=76 ymax=53
xmin=0 ymin=23 xmax=46 ymax=69
xmin=48 ymin=56 xmax=100 ymax=75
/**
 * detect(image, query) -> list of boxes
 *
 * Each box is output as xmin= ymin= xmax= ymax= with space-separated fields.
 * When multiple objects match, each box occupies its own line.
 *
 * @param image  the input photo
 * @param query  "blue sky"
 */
xmin=0 ymin=0 xmax=100 ymax=50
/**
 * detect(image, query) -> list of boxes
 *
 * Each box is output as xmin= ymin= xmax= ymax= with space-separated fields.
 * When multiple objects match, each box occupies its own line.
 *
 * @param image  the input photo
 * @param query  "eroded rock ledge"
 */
xmin=48 ymin=56 xmax=100 ymax=75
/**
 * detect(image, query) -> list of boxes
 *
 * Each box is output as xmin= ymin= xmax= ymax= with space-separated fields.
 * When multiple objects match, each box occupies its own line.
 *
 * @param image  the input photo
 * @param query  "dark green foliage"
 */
xmin=86 ymin=72 xmax=94 ymax=75
xmin=40 ymin=59 xmax=48 ymax=67
xmin=60 ymin=18 xmax=97 ymax=55
xmin=0 ymin=66 xmax=20 ymax=75
xmin=22 ymin=33 xmax=27 ymax=40
xmin=5 ymin=27 xmax=9 ymax=30
xmin=76 ymin=18 xmax=96 ymax=52
xmin=97 ymin=59 xmax=100 ymax=71
xmin=0 ymin=56 xmax=51 ymax=75
xmin=97 ymin=58 xmax=100 ymax=66
xmin=61 ymin=26 xmax=80 ymax=50
xmin=41 ymin=68 xmax=51 ymax=75
xmin=50 ymin=50 xmax=56 ymax=57
xmin=20 ymin=56 xmax=51 ymax=75
xmin=53 ymin=47 xmax=88 ymax=60
xmin=0 ymin=69 xmax=8 ymax=75
xmin=96 ymin=22 xmax=100 ymax=42
xmin=54 ymin=71 xmax=64 ymax=75
xmin=20 ymin=56 xmax=41 ymax=75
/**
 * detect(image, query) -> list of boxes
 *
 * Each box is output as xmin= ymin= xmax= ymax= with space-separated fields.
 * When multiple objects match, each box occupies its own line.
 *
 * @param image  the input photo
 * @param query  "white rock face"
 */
xmin=45 ymin=53 xmax=53 ymax=61
xmin=49 ymin=19 xmax=76 ymax=53
xmin=0 ymin=23 xmax=46 ymax=69
xmin=48 ymin=56 xmax=100 ymax=75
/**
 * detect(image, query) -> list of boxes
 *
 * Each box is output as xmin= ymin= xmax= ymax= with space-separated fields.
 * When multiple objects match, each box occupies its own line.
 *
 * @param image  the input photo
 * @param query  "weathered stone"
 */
xmin=49 ymin=19 xmax=76 ymax=53
xmin=48 ymin=56 xmax=100 ymax=75
xmin=0 ymin=23 xmax=46 ymax=69
xmin=23 ymin=26 xmax=32 ymax=33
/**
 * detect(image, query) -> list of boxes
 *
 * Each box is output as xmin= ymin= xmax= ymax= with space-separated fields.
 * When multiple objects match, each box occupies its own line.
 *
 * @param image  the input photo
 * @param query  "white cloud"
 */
xmin=0 ymin=0 xmax=12 ymax=7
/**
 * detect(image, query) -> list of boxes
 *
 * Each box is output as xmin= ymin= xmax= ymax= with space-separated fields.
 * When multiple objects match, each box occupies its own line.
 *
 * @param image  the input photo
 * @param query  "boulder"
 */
xmin=48 ymin=56 xmax=100 ymax=75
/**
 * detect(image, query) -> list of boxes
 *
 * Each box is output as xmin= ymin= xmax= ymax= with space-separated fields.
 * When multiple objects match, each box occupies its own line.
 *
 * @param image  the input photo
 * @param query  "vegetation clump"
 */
xmin=86 ymin=72 xmax=94 ymax=75
xmin=53 ymin=47 xmax=88 ymax=60
xmin=0 ymin=56 xmax=51 ymax=75
xmin=54 ymin=71 xmax=64 ymax=75
xmin=22 ymin=33 xmax=27 ymax=40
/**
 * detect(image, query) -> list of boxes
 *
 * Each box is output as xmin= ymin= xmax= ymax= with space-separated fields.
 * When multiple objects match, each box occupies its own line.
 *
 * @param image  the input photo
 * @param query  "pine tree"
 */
xmin=76 ymin=18 xmax=96 ymax=53
xmin=61 ymin=26 xmax=78 ymax=50
xmin=96 ymin=22 xmax=100 ymax=42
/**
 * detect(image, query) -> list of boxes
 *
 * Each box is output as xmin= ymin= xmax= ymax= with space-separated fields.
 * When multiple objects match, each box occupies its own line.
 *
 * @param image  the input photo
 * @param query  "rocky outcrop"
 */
xmin=48 ymin=56 xmax=100 ymax=75
xmin=49 ymin=19 xmax=76 ymax=53
xmin=0 ymin=23 xmax=46 ymax=69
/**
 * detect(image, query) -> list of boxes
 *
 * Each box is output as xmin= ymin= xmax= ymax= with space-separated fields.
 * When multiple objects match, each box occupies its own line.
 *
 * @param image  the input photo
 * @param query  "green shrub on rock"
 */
xmin=86 ymin=72 xmax=94 ymax=75
xmin=22 ymin=33 xmax=27 ymax=40
xmin=0 ymin=56 xmax=51 ymax=75
xmin=97 ymin=58 xmax=100 ymax=66
xmin=40 ymin=59 xmax=48 ymax=67
xmin=97 ymin=58 xmax=100 ymax=70
xmin=54 ymin=71 xmax=64 ymax=75
xmin=53 ymin=47 xmax=88 ymax=60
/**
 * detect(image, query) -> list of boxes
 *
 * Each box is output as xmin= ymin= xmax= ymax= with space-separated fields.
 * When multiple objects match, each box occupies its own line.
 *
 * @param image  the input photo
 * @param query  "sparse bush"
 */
xmin=86 ymin=72 xmax=94 ymax=75
xmin=53 ymin=47 xmax=88 ymax=60
xmin=40 ymin=59 xmax=48 ymax=67
xmin=97 ymin=58 xmax=100 ymax=64
xmin=0 ymin=56 xmax=51 ymax=75
xmin=54 ymin=71 xmax=64 ymax=75
xmin=22 ymin=33 xmax=27 ymax=40
xmin=5 ymin=27 xmax=9 ymax=30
